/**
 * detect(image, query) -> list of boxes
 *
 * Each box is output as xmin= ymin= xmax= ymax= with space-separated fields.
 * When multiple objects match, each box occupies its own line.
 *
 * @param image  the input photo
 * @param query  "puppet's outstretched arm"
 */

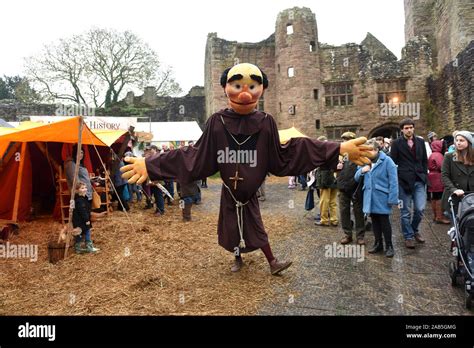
xmin=339 ymin=137 xmax=375 ymax=166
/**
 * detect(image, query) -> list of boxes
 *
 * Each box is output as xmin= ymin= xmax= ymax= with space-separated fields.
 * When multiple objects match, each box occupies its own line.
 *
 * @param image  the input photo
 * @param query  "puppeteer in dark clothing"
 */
xmin=145 ymin=108 xmax=340 ymax=253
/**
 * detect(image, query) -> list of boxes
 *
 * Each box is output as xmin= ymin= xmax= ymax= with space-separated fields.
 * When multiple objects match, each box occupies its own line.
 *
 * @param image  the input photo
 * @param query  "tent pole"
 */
xmin=64 ymin=117 xmax=84 ymax=259
xmin=12 ymin=142 xmax=27 ymax=222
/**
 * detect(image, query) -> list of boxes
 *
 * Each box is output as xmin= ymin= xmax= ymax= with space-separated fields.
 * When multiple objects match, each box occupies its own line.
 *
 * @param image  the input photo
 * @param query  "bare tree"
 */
xmin=25 ymin=35 xmax=88 ymax=105
xmin=154 ymin=66 xmax=182 ymax=97
xmin=25 ymin=28 xmax=182 ymax=107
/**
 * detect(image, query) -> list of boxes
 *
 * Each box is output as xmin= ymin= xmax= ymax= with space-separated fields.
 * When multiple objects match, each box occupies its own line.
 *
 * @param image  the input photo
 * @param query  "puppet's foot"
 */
xmin=270 ymin=259 xmax=292 ymax=275
xmin=231 ymin=257 xmax=243 ymax=272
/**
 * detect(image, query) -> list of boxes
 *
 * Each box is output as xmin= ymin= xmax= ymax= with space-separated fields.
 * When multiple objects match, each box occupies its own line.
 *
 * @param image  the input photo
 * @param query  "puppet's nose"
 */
xmin=238 ymin=91 xmax=252 ymax=103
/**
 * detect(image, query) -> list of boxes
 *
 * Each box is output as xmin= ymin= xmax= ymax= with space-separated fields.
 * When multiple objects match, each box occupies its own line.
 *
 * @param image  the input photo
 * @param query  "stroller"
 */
xmin=448 ymin=192 xmax=474 ymax=310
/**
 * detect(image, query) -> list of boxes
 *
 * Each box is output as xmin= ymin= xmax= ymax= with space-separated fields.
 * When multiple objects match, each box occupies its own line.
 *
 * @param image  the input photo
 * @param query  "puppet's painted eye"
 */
xmin=235 ymin=84 xmax=241 ymax=89
xmin=249 ymin=85 xmax=255 ymax=90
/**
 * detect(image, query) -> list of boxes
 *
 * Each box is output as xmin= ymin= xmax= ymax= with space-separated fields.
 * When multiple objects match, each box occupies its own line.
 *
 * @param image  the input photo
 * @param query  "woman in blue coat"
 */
xmin=355 ymin=139 xmax=399 ymax=257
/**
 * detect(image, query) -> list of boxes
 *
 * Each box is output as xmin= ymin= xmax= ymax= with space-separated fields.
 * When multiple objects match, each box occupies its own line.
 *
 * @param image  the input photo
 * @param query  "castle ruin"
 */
xmin=205 ymin=1 xmax=473 ymax=139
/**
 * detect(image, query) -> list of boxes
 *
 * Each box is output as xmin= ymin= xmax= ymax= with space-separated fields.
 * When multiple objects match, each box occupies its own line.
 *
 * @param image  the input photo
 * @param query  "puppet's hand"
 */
xmin=121 ymin=157 xmax=149 ymax=184
xmin=340 ymin=137 xmax=375 ymax=166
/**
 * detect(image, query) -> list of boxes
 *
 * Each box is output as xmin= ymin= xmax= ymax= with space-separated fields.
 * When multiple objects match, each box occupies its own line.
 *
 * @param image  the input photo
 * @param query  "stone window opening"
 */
xmin=324 ymin=82 xmax=354 ymax=107
xmin=315 ymin=119 xmax=320 ymax=129
xmin=313 ymin=89 xmax=319 ymax=100
xmin=310 ymin=41 xmax=316 ymax=52
xmin=288 ymin=67 xmax=295 ymax=78
xmin=287 ymin=24 xmax=293 ymax=35
xmin=325 ymin=126 xmax=358 ymax=140
xmin=278 ymin=64 xmax=280 ymax=73
xmin=279 ymin=102 xmax=282 ymax=112
xmin=376 ymin=79 xmax=407 ymax=104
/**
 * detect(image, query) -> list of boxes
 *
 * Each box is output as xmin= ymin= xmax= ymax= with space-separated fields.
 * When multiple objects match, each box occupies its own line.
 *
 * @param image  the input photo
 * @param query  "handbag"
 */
xmin=92 ymin=189 xmax=101 ymax=209
xmin=305 ymin=188 xmax=315 ymax=211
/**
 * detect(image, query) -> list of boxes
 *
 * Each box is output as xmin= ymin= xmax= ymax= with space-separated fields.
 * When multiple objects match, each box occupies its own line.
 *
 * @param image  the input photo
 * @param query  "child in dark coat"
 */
xmin=73 ymin=182 xmax=99 ymax=253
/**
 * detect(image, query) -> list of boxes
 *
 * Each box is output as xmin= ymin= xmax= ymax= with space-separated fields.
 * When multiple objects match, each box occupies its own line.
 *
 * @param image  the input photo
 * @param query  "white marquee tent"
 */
xmin=135 ymin=121 xmax=203 ymax=146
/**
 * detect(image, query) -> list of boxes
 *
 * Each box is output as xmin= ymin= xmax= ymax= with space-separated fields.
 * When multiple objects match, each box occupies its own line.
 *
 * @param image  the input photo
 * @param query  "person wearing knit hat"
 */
xmin=456 ymin=131 xmax=474 ymax=147
xmin=441 ymin=130 xmax=474 ymax=216
xmin=427 ymin=131 xmax=438 ymax=142
xmin=341 ymin=132 xmax=356 ymax=140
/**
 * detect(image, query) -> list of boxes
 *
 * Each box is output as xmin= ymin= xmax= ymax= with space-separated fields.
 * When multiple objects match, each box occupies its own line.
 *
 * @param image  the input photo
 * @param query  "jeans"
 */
xmin=75 ymin=228 xmax=91 ymax=243
xmin=298 ymin=175 xmax=307 ymax=189
xmin=116 ymin=185 xmax=130 ymax=211
xmin=182 ymin=194 xmax=200 ymax=205
xmin=151 ymin=185 xmax=165 ymax=213
xmin=129 ymin=183 xmax=142 ymax=201
xmin=399 ymin=181 xmax=426 ymax=240
xmin=164 ymin=180 xmax=174 ymax=204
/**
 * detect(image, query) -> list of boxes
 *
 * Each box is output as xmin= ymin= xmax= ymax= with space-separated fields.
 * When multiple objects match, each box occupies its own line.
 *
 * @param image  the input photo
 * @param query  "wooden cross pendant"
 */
xmin=229 ymin=170 xmax=244 ymax=190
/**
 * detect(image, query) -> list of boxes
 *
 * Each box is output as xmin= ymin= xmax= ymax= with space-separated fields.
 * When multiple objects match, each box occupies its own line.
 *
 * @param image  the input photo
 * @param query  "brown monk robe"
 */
xmin=144 ymin=108 xmax=340 ymax=273
xmin=122 ymin=63 xmax=372 ymax=275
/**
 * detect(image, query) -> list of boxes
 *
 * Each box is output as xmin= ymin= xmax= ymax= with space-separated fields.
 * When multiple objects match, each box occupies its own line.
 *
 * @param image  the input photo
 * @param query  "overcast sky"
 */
xmin=1 ymin=0 xmax=405 ymax=95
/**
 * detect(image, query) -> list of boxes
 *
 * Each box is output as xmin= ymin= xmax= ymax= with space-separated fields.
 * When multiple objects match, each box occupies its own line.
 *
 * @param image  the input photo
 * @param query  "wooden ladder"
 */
xmin=93 ymin=172 xmax=113 ymax=213
xmin=57 ymin=167 xmax=71 ymax=225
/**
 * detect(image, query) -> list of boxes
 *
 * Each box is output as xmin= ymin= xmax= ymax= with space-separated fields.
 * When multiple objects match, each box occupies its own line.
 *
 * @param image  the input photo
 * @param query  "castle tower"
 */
xmin=274 ymin=7 xmax=322 ymax=137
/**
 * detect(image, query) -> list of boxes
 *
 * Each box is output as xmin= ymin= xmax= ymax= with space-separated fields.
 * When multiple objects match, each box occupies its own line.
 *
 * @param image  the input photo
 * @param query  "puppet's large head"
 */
xmin=220 ymin=63 xmax=268 ymax=115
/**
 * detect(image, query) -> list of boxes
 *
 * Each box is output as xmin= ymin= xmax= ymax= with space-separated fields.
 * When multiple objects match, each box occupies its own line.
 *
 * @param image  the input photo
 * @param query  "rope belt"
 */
xmin=223 ymin=182 xmax=249 ymax=249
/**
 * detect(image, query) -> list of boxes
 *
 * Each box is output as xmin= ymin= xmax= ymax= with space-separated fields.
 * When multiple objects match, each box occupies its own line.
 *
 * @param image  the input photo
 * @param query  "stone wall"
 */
xmin=205 ymin=7 xmax=436 ymax=140
xmin=428 ymin=40 xmax=474 ymax=132
xmin=204 ymin=33 xmax=276 ymax=119
xmin=0 ymin=87 xmax=207 ymax=129
xmin=405 ymin=0 xmax=474 ymax=69
xmin=141 ymin=95 xmax=206 ymax=126
xmin=433 ymin=0 xmax=474 ymax=69
xmin=0 ymin=101 xmax=57 ymax=121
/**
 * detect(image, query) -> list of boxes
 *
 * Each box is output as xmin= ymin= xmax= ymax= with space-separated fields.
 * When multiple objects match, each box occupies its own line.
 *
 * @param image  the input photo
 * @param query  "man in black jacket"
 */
xmin=390 ymin=118 xmax=427 ymax=249
xmin=337 ymin=132 xmax=366 ymax=245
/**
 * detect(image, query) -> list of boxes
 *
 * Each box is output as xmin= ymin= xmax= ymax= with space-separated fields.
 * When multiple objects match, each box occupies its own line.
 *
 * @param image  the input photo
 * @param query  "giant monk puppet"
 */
xmin=121 ymin=63 xmax=373 ymax=275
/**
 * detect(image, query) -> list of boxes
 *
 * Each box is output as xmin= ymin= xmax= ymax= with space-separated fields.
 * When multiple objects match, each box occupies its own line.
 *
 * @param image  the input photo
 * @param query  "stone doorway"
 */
xmin=369 ymin=123 xmax=400 ymax=139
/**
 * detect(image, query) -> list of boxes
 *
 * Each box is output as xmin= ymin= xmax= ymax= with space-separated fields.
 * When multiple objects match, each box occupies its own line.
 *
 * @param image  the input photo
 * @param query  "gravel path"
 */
xmin=203 ymin=176 xmax=472 ymax=315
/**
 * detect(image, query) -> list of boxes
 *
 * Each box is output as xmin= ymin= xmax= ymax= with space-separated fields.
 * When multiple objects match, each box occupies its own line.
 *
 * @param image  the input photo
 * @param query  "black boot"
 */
xmin=144 ymin=199 xmax=153 ymax=209
xmin=368 ymin=240 xmax=384 ymax=254
xmin=385 ymin=243 xmax=394 ymax=258
xmin=382 ymin=223 xmax=394 ymax=257
xmin=369 ymin=222 xmax=383 ymax=254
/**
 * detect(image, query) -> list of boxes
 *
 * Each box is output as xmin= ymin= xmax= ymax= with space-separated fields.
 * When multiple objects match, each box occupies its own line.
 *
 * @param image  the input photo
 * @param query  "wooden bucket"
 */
xmin=48 ymin=241 xmax=70 ymax=264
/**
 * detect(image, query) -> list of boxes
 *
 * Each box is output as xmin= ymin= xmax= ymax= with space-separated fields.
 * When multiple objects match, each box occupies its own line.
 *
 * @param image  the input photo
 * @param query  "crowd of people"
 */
xmin=114 ymin=142 xmax=204 ymax=221
xmin=293 ymin=118 xmax=473 ymax=258
xmin=65 ymin=141 xmax=205 ymax=254
xmin=66 ymin=118 xmax=473 ymax=259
